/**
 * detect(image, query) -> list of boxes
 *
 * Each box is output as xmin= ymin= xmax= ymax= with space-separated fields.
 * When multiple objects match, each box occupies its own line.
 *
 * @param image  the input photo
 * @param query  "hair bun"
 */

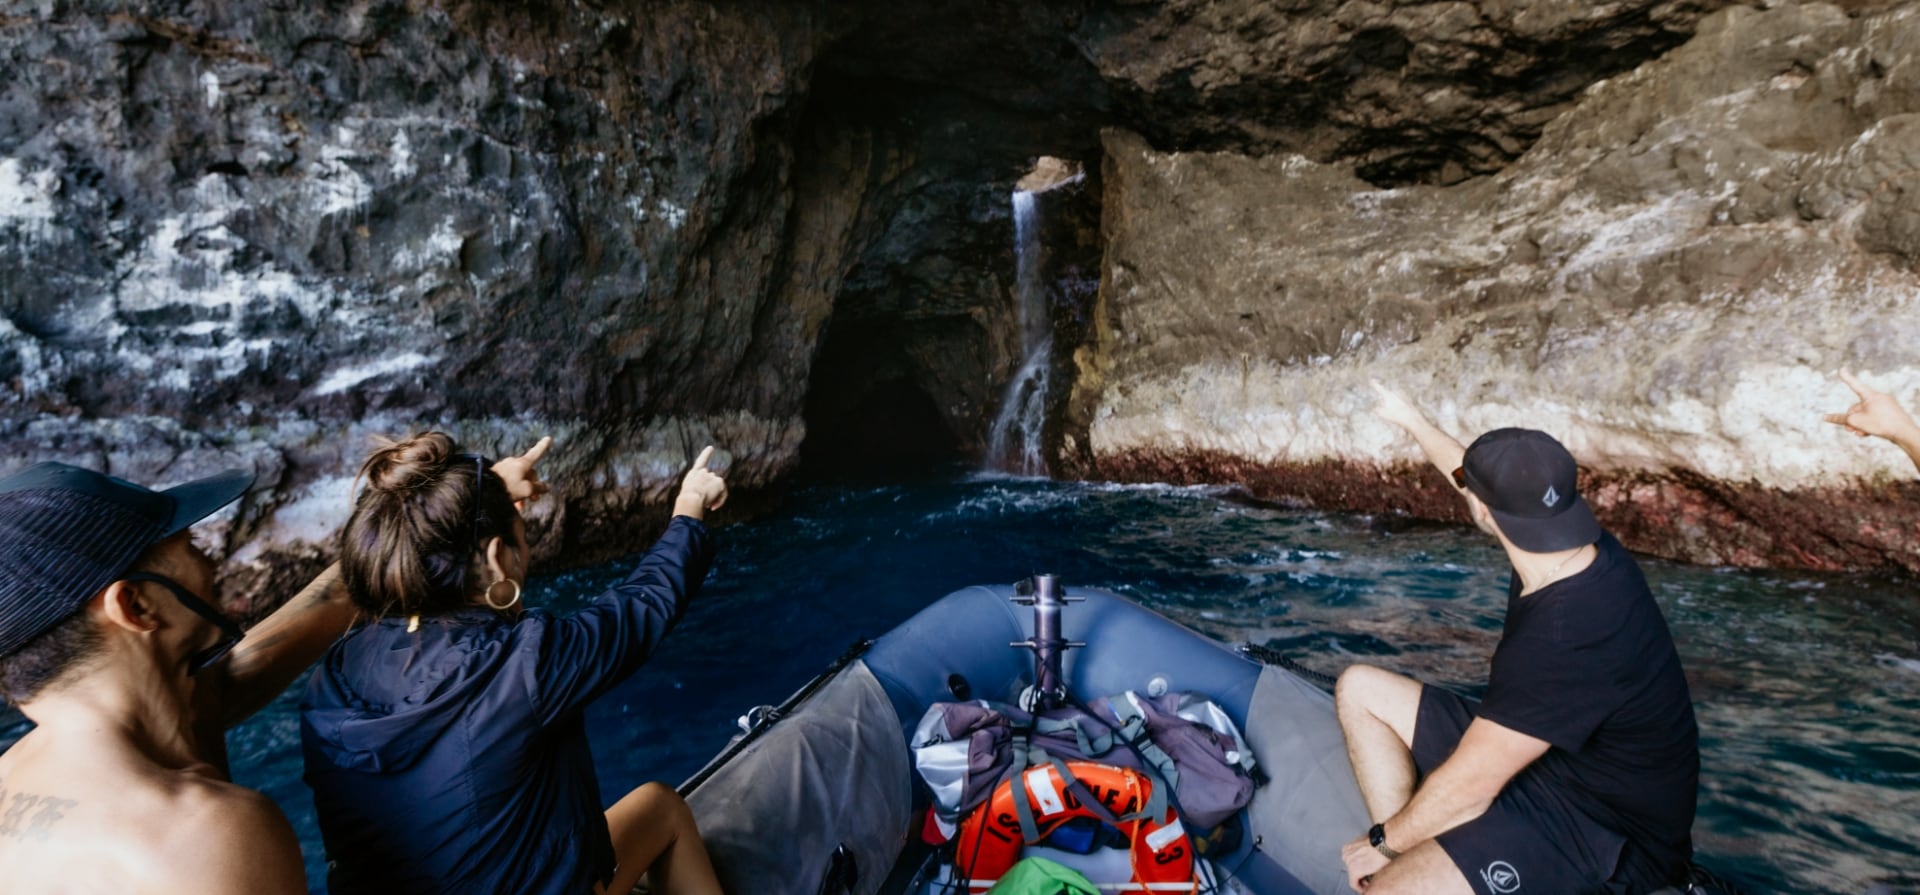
xmin=360 ymin=432 xmax=458 ymax=496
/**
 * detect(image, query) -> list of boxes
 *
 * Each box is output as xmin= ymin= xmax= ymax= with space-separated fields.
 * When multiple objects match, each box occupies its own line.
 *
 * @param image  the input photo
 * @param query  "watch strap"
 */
xmin=1368 ymin=822 xmax=1400 ymax=860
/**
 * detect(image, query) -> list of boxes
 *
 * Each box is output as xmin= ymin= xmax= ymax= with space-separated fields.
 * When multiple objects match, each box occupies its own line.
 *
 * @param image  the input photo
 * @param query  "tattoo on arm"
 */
xmin=0 ymin=781 xmax=78 ymax=841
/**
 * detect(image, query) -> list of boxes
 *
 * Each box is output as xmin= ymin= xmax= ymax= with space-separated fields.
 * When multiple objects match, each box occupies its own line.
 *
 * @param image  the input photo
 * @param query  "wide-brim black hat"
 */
xmin=1460 ymin=428 xmax=1604 ymax=554
xmin=0 ymin=462 xmax=254 ymax=658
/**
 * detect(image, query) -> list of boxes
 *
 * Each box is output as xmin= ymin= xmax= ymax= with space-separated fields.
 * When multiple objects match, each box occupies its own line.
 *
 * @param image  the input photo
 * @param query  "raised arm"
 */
xmin=1372 ymin=381 xmax=1470 ymax=494
xmin=197 ymin=564 xmax=355 ymax=733
xmin=1826 ymin=370 xmax=1920 ymax=474
xmin=672 ymin=445 xmax=729 ymax=521
xmin=200 ymin=437 xmax=559 ymax=733
xmin=529 ymin=446 xmax=728 ymax=723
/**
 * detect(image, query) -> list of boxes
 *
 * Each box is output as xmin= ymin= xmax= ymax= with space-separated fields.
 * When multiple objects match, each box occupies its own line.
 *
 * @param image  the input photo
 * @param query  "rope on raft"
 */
xmin=1238 ymin=642 xmax=1339 ymax=690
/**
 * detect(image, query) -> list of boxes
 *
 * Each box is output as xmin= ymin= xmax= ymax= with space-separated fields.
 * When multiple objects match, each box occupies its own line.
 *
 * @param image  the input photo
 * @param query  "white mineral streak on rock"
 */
xmin=0 ymin=158 xmax=57 ymax=224
xmin=313 ymin=126 xmax=372 ymax=215
xmin=0 ymin=317 xmax=54 ymax=395
xmin=390 ymin=129 xmax=416 ymax=178
xmin=311 ymin=352 xmax=437 ymax=395
xmin=1084 ymin=4 xmax=1920 ymax=494
xmin=590 ymin=411 xmax=805 ymax=500
xmin=391 ymin=218 xmax=464 ymax=276
xmin=108 ymin=175 xmax=345 ymax=390
xmin=655 ymin=198 xmax=687 ymax=230
xmin=200 ymin=72 xmax=221 ymax=110
xmin=230 ymin=473 xmax=357 ymax=564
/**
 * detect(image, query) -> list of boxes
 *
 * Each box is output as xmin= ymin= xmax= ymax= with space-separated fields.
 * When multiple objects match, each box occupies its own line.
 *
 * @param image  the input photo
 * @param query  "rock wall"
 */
xmin=0 ymin=1 xmax=858 ymax=609
xmin=1074 ymin=2 xmax=1920 ymax=572
xmin=3 ymin=0 xmax=1857 ymax=607
xmin=1073 ymin=0 xmax=1736 ymax=185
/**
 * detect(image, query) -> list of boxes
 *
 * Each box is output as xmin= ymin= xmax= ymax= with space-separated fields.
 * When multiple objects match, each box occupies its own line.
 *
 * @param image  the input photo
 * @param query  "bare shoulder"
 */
xmin=151 ymin=774 xmax=308 ymax=894
xmin=0 ymin=754 xmax=304 ymax=894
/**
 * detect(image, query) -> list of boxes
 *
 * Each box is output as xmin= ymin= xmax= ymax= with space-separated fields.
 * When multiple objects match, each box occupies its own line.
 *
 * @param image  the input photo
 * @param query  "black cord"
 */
xmin=1238 ymin=643 xmax=1339 ymax=690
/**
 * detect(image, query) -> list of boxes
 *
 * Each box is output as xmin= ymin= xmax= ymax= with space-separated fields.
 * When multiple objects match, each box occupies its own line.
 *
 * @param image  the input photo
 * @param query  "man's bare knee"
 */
xmin=1337 ymin=665 xmax=1423 ymax=744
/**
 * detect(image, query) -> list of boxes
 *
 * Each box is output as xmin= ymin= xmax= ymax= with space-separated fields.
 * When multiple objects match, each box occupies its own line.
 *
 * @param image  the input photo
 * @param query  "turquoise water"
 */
xmin=7 ymin=476 xmax=1918 ymax=892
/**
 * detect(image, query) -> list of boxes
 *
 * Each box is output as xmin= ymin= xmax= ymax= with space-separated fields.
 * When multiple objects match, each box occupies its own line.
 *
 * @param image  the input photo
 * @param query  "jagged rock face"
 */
xmin=0 ymin=0 xmax=1873 ymax=605
xmin=801 ymin=0 xmax=1747 ymax=473
xmin=1073 ymin=0 xmax=1738 ymax=185
xmin=1074 ymin=3 xmax=1920 ymax=572
xmin=0 ymin=1 xmax=858 ymax=607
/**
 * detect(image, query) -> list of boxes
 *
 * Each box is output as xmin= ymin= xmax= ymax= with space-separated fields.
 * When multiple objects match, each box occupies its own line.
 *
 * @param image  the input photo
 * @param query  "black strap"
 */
xmin=815 ymin=843 xmax=858 ymax=895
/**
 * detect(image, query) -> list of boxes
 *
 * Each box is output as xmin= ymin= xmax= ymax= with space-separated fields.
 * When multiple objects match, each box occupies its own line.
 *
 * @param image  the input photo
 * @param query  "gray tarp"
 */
xmin=686 ymin=660 xmax=912 ymax=895
xmin=1242 ymin=665 xmax=1371 ymax=895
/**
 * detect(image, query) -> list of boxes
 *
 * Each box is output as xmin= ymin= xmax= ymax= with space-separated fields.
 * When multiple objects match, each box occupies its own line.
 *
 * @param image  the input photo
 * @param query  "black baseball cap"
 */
xmin=0 ymin=462 xmax=254 ymax=657
xmin=1456 ymin=428 xmax=1603 ymax=554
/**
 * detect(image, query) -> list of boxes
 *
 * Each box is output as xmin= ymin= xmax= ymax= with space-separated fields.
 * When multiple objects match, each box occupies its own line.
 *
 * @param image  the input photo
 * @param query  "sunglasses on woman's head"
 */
xmin=452 ymin=453 xmax=496 ymax=574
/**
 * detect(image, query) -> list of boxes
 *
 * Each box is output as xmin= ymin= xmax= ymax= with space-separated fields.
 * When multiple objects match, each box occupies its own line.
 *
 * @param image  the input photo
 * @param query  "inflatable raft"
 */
xmin=679 ymin=578 xmax=1718 ymax=895
xmin=679 ymin=578 xmax=1368 ymax=894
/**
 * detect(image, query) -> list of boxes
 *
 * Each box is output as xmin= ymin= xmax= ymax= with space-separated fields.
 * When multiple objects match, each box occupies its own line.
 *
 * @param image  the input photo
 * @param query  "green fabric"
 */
xmin=984 ymin=856 xmax=1100 ymax=895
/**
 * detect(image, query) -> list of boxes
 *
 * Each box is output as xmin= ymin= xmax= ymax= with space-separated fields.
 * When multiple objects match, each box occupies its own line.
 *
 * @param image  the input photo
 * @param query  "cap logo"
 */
xmin=1541 ymin=486 xmax=1560 ymax=508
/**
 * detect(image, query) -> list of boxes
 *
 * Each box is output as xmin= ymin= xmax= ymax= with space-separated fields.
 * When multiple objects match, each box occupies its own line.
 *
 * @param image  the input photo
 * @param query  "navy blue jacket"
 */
xmin=300 ymin=516 xmax=713 ymax=895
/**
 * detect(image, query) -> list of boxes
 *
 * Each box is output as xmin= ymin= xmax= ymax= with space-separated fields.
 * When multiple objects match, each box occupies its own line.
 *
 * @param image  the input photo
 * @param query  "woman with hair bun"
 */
xmin=300 ymin=433 xmax=727 ymax=895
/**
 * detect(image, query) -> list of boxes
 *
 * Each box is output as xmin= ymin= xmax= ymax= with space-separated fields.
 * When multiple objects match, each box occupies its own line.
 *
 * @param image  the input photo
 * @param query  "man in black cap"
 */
xmin=1334 ymin=384 xmax=1698 ymax=895
xmin=0 ymin=461 xmax=360 ymax=893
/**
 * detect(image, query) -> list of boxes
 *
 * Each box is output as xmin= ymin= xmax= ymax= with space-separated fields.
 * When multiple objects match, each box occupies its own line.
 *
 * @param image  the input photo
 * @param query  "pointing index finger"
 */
xmin=1839 ymin=370 xmax=1875 ymax=400
xmin=521 ymin=435 xmax=553 ymax=465
xmin=692 ymin=445 xmax=715 ymax=471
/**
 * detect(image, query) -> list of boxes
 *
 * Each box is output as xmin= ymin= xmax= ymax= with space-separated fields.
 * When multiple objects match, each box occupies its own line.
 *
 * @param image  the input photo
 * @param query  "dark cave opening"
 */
xmin=792 ymin=133 xmax=1106 ymax=481
xmin=798 ymin=317 xmax=968 ymax=482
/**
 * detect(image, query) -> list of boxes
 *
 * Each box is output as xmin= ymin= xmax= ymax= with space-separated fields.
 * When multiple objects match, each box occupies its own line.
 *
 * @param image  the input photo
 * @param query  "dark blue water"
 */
xmin=7 ymin=477 xmax=1919 ymax=893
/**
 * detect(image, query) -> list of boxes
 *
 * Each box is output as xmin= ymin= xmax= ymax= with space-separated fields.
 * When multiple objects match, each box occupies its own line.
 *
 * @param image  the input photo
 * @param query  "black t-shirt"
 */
xmin=1478 ymin=533 xmax=1699 ymax=887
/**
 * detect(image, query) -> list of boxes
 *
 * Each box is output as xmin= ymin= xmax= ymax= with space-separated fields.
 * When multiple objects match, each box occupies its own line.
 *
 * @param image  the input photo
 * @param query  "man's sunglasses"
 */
xmin=120 ymin=572 xmax=245 ymax=675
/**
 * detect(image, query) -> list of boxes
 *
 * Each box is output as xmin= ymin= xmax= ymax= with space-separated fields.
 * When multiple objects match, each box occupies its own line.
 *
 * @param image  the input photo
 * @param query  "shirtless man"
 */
xmin=1826 ymin=370 xmax=1920 ymax=474
xmin=0 ymin=444 xmax=547 ymax=892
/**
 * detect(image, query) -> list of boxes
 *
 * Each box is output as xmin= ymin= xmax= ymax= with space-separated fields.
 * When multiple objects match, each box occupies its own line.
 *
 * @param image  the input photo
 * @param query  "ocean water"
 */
xmin=6 ymin=476 xmax=1918 ymax=893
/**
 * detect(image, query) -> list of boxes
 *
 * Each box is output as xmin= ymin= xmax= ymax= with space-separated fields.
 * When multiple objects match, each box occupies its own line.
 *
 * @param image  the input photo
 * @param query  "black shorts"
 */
xmin=1413 ymin=686 xmax=1630 ymax=895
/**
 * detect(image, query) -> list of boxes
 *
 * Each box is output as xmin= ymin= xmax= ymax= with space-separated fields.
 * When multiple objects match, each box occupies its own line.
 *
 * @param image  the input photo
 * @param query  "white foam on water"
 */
xmin=1874 ymin=653 xmax=1920 ymax=676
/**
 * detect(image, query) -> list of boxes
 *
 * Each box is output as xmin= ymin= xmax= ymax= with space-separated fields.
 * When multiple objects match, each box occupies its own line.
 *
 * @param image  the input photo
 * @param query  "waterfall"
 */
xmin=986 ymin=189 xmax=1051 ymax=476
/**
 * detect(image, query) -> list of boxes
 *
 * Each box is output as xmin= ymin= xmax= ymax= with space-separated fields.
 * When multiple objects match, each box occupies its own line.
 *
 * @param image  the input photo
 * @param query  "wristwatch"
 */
xmin=1368 ymin=822 xmax=1400 ymax=860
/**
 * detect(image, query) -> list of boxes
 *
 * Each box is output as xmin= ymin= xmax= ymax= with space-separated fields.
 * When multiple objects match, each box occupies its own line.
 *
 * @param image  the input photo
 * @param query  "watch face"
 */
xmin=1370 ymin=823 xmax=1385 ymax=846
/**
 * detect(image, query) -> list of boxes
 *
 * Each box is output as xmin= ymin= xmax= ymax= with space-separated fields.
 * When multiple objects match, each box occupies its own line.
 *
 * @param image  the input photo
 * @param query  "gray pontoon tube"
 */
xmin=685 ymin=585 xmax=1370 ymax=895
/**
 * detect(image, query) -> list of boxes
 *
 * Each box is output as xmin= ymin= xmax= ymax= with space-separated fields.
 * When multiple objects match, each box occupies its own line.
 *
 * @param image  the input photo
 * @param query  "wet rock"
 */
xmin=0 ymin=1 xmax=847 ymax=600
xmin=1074 ymin=3 xmax=1920 ymax=572
xmin=1072 ymin=0 xmax=1742 ymax=185
xmin=0 ymin=0 xmax=1876 ymax=603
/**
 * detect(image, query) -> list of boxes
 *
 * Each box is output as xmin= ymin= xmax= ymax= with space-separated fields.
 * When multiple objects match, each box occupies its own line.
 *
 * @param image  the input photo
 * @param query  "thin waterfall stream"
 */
xmin=986 ymin=187 xmax=1055 ymax=476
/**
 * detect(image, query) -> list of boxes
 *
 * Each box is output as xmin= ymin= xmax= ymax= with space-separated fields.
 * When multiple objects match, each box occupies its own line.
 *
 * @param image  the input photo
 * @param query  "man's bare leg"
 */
xmin=597 ymin=782 xmax=723 ymax=895
xmin=1335 ymin=664 xmax=1427 ymax=822
xmin=1363 ymin=840 xmax=1475 ymax=895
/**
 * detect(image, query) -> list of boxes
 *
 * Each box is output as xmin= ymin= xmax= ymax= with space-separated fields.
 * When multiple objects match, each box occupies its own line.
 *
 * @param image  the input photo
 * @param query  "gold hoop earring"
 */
xmin=484 ymin=578 xmax=522 ymax=611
